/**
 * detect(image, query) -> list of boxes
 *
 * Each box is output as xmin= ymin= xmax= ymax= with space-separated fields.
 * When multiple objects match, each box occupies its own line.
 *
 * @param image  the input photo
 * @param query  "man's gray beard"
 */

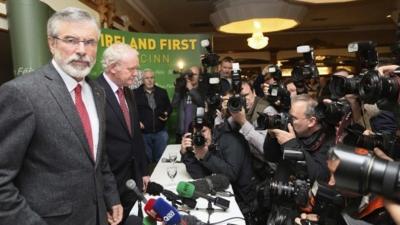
xmin=54 ymin=52 xmax=95 ymax=79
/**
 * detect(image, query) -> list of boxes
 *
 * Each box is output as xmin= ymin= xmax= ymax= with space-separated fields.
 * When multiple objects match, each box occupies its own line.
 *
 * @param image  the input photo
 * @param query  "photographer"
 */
xmin=171 ymin=66 xmax=205 ymax=143
xmin=218 ymin=56 xmax=233 ymax=85
xmin=179 ymin=117 xmax=257 ymax=217
xmin=264 ymin=94 xmax=333 ymax=183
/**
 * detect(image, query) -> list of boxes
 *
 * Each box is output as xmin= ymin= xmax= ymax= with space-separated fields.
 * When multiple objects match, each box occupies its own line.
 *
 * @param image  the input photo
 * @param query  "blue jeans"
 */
xmin=143 ymin=129 xmax=169 ymax=163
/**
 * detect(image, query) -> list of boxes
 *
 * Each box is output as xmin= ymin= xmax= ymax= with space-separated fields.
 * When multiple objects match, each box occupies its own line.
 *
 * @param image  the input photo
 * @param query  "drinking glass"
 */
xmin=167 ymin=165 xmax=177 ymax=183
xmin=169 ymin=152 xmax=178 ymax=164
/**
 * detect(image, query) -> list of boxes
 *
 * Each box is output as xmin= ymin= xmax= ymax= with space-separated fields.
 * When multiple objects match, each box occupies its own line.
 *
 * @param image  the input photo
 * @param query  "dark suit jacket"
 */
xmin=96 ymin=75 xmax=148 ymax=198
xmin=0 ymin=63 xmax=120 ymax=225
xmin=134 ymin=84 xmax=172 ymax=134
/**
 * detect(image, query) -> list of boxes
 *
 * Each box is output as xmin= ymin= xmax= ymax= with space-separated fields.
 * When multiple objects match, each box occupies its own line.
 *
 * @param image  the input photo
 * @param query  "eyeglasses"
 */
xmin=52 ymin=36 xmax=98 ymax=48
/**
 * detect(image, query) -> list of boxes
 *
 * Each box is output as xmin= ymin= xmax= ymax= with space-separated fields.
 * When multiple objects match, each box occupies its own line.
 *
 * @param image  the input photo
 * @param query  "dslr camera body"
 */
xmin=227 ymin=62 xmax=246 ymax=112
xmin=291 ymin=45 xmax=319 ymax=94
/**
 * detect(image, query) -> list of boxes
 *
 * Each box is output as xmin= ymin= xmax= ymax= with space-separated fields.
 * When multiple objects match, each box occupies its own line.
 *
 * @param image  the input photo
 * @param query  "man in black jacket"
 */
xmin=96 ymin=43 xmax=150 ymax=224
xmin=135 ymin=68 xmax=172 ymax=163
xmin=179 ymin=119 xmax=256 ymax=216
xmin=264 ymin=94 xmax=333 ymax=183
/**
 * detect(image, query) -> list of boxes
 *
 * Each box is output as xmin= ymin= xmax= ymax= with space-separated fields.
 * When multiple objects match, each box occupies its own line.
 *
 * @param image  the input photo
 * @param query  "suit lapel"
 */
xmin=98 ymin=75 xmax=132 ymax=137
xmin=43 ymin=64 xmax=95 ymax=164
xmin=87 ymin=79 xmax=106 ymax=167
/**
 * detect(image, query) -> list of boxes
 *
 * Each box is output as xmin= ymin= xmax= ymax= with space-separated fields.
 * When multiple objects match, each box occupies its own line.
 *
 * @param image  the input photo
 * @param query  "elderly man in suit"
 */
xmin=96 ymin=43 xmax=150 ymax=224
xmin=0 ymin=7 xmax=122 ymax=225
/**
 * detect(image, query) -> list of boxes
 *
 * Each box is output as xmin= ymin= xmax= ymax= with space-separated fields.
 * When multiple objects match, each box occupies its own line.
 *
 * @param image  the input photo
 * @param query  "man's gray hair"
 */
xmin=47 ymin=7 xmax=99 ymax=37
xmin=291 ymin=94 xmax=318 ymax=118
xmin=142 ymin=68 xmax=154 ymax=75
xmin=102 ymin=43 xmax=139 ymax=69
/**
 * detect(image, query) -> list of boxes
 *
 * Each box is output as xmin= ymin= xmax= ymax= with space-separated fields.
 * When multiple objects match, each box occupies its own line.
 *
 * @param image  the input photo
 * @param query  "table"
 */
xmin=131 ymin=144 xmax=246 ymax=225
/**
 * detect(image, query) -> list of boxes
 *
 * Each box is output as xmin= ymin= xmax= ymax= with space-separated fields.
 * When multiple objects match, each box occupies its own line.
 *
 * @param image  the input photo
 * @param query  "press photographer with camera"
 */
xmin=218 ymin=56 xmax=234 ymax=85
xmin=264 ymin=94 xmax=334 ymax=183
xmin=171 ymin=66 xmax=205 ymax=143
xmin=179 ymin=108 xmax=257 ymax=222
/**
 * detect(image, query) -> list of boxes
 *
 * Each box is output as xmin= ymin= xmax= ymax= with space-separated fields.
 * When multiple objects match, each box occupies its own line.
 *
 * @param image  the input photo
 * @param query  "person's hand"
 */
xmin=142 ymin=176 xmax=150 ymax=192
xmin=139 ymin=122 xmax=144 ymax=129
xmin=180 ymin=133 xmax=192 ymax=154
xmin=230 ymin=108 xmax=247 ymax=126
xmin=158 ymin=112 xmax=168 ymax=122
xmin=294 ymin=213 xmax=319 ymax=225
xmin=194 ymin=145 xmax=209 ymax=160
xmin=107 ymin=204 xmax=123 ymax=225
xmin=186 ymin=77 xmax=194 ymax=90
xmin=384 ymin=199 xmax=400 ymax=225
xmin=271 ymin=123 xmax=296 ymax=145
xmin=378 ymin=64 xmax=399 ymax=76
xmin=262 ymin=83 xmax=270 ymax=95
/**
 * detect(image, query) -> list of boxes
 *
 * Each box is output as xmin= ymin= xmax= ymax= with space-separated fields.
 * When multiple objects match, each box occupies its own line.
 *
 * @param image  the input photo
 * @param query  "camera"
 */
xmin=173 ymin=69 xmax=194 ymax=93
xmin=354 ymin=131 xmax=397 ymax=157
xmin=291 ymin=45 xmax=319 ymax=94
xmin=227 ymin=62 xmax=246 ymax=112
xmin=328 ymin=75 xmax=361 ymax=99
xmin=329 ymin=144 xmax=400 ymax=202
xmin=348 ymin=41 xmax=378 ymax=72
xmin=267 ymin=65 xmax=283 ymax=81
xmin=256 ymin=112 xmax=290 ymax=130
xmin=192 ymin=107 xmax=206 ymax=147
xmin=200 ymin=39 xmax=220 ymax=68
xmin=323 ymin=99 xmax=352 ymax=125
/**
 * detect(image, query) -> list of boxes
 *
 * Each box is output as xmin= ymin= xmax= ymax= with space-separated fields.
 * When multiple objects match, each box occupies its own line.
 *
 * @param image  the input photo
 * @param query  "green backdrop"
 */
xmin=91 ymin=29 xmax=210 ymax=142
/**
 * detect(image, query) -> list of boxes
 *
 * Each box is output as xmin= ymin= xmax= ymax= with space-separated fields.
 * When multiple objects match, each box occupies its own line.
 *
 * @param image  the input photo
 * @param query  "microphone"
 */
xmin=189 ymin=174 xmax=230 ymax=194
xmin=143 ymin=216 xmax=157 ymax=225
xmin=126 ymin=179 xmax=147 ymax=203
xmin=144 ymin=198 xmax=163 ymax=222
xmin=180 ymin=215 xmax=206 ymax=225
xmin=177 ymin=181 xmax=230 ymax=210
xmin=152 ymin=198 xmax=181 ymax=225
xmin=147 ymin=181 xmax=197 ymax=208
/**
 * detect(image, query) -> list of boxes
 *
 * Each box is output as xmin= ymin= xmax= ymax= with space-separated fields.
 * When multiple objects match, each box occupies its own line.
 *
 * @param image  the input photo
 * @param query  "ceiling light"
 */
xmin=247 ymin=32 xmax=269 ymax=49
xmin=291 ymin=0 xmax=360 ymax=4
xmin=210 ymin=0 xmax=307 ymax=34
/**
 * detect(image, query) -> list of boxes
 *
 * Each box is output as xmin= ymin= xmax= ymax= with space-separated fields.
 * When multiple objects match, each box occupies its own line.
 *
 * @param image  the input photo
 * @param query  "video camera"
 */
xmin=329 ymin=144 xmax=400 ymax=202
xmin=227 ymin=62 xmax=246 ymax=112
xmin=291 ymin=45 xmax=319 ymax=94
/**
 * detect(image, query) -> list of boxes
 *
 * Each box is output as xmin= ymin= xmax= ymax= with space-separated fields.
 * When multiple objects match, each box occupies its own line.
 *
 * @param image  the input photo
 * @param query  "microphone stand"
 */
xmin=206 ymin=199 xmax=214 ymax=225
xmin=137 ymin=201 xmax=143 ymax=218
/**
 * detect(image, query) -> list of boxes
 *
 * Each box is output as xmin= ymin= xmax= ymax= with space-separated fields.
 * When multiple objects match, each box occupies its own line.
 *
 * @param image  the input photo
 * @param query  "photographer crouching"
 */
xmin=179 ymin=107 xmax=257 ymax=224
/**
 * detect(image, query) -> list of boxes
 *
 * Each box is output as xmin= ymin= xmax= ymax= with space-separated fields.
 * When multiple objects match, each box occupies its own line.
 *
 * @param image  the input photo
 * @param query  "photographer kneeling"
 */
xmin=264 ymin=94 xmax=334 ymax=183
xmin=179 ymin=113 xmax=257 ymax=222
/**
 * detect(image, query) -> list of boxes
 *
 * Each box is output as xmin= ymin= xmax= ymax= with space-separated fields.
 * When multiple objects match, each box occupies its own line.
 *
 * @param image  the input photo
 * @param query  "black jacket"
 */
xmin=263 ymin=127 xmax=334 ymax=183
xmin=181 ymin=123 xmax=256 ymax=207
xmin=134 ymin=85 xmax=172 ymax=133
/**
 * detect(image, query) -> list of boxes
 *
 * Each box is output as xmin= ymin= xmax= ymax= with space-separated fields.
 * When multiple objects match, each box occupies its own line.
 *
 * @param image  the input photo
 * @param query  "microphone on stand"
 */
xmin=147 ymin=181 xmax=197 ymax=209
xmin=126 ymin=179 xmax=147 ymax=218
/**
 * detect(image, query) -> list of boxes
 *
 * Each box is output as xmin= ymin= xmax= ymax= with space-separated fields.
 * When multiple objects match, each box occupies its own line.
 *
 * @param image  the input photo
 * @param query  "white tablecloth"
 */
xmin=132 ymin=144 xmax=246 ymax=225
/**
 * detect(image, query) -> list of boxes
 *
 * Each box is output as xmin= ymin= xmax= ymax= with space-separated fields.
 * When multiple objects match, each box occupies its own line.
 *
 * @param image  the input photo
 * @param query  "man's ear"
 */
xmin=308 ymin=116 xmax=317 ymax=128
xmin=48 ymin=37 xmax=55 ymax=55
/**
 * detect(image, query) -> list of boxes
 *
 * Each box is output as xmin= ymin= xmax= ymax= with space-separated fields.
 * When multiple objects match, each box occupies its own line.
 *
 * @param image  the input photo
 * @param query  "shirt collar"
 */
xmin=103 ymin=72 xmax=120 ymax=93
xmin=52 ymin=59 xmax=86 ymax=92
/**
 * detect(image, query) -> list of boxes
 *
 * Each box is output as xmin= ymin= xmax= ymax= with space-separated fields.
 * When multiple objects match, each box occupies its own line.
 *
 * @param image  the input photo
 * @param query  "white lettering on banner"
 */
xmin=163 ymin=210 xmax=175 ymax=221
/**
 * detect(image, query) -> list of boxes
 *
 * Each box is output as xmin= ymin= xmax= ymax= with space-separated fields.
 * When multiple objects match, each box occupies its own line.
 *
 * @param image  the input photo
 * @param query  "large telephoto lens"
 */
xmin=329 ymin=144 xmax=400 ymax=202
xmin=329 ymin=75 xmax=360 ymax=99
xmin=359 ymin=70 xmax=400 ymax=104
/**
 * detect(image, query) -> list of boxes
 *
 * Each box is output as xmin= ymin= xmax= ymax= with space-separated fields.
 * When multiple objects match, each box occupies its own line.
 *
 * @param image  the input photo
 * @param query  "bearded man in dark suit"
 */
xmin=0 ymin=7 xmax=122 ymax=225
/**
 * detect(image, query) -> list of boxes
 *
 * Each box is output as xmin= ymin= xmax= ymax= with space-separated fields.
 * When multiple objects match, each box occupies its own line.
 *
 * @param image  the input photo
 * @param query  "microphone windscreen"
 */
xmin=153 ymin=198 xmax=181 ymax=225
xmin=176 ymin=181 xmax=196 ymax=198
xmin=143 ymin=216 xmax=157 ymax=225
xmin=147 ymin=182 xmax=163 ymax=195
xmin=126 ymin=179 xmax=136 ymax=190
xmin=189 ymin=179 xmax=210 ymax=194
xmin=181 ymin=215 xmax=206 ymax=225
xmin=208 ymin=174 xmax=229 ymax=191
xmin=144 ymin=198 xmax=162 ymax=221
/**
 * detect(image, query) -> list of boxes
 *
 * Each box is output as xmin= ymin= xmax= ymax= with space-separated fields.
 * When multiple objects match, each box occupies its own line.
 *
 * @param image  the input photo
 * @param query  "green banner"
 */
xmin=91 ymin=29 xmax=211 ymax=142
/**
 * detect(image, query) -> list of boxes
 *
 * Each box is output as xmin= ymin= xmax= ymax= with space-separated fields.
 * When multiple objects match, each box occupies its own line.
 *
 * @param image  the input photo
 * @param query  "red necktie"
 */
xmin=74 ymin=84 xmax=94 ymax=159
xmin=117 ymin=88 xmax=132 ymax=135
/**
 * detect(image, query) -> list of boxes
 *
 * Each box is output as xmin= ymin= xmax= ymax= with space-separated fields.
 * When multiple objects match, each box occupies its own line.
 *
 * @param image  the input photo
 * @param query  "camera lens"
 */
xmin=329 ymin=144 xmax=400 ymax=202
xmin=359 ymin=70 xmax=400 ymax=104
